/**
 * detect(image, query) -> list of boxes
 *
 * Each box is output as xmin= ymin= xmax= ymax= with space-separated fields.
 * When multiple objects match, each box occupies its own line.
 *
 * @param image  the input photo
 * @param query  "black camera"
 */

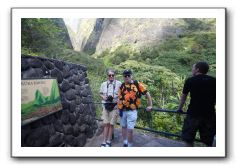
xmin=107 ymin=95 xmax=114 ymax=102
xmin=104 ymin=95 xmax=116 ymax=111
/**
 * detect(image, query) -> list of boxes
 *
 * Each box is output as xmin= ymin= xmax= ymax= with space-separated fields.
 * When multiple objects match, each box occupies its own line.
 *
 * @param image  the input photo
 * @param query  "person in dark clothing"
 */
xmin=177 ymin=61 xmax=216 ymax=147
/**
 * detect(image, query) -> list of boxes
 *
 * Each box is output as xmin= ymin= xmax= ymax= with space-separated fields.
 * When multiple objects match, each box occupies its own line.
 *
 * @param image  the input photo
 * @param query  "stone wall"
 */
xmin=21 ymin=55 xmax=97 ymax=147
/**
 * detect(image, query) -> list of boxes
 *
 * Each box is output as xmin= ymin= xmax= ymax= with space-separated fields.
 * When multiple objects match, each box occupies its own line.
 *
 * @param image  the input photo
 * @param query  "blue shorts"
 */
xmin=120 ymin=110 xmax=137 ymax=129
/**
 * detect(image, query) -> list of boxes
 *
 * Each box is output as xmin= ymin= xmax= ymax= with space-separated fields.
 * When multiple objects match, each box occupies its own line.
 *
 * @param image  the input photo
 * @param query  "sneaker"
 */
xmin=123 ymin=143 xmax=128 ymax=147
xmin=106 ymin=142 xmax=112 ymax=147
xmin=100 ymin=143 xmax=106 ymax=147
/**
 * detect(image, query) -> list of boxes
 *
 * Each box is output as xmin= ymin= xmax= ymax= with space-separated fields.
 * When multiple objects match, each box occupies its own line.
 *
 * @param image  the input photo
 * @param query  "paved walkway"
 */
xmin=85 ymin=125 xmax=186 ymax=147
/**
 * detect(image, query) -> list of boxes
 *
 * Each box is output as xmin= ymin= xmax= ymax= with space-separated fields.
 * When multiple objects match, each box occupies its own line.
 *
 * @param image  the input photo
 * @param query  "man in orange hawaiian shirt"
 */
xmin=118 ymin=69 xmax=152 ymax=147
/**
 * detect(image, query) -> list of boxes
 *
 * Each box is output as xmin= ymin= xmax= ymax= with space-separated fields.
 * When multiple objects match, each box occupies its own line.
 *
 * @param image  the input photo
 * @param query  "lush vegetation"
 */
xmin=21 ymin=18 xmax=216 ymax=141
xmin=91 ymin=18 xmax=216 ymax=138
xmin=21 ymin=18 xmax=72 ymax=58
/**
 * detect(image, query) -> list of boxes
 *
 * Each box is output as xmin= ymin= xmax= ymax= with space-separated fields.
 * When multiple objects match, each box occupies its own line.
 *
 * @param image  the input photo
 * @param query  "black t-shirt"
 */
xmin=183 ymin=74 xmax=216 ymax=117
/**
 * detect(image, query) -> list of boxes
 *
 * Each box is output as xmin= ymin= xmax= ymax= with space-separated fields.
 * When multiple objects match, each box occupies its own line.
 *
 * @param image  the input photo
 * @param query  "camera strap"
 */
xmin=106 ymin=80 xmax=116 ymax=98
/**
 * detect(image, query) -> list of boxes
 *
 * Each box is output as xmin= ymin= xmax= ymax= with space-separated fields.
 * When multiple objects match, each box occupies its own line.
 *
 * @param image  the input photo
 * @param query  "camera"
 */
xmin=106 ymin=95 xmax=114 ymax=102
xmin=105 ymin=95 xmax=116 ymax=111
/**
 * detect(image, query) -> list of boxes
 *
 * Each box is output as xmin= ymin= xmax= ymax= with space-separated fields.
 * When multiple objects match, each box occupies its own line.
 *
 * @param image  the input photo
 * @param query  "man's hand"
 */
xmin=146 ymin=106 xmax=152 ymax=112
xmin=102 ymin=95 xmax=108 ymax=101
xmin=177 ymin=109 xmax=183 ymax=114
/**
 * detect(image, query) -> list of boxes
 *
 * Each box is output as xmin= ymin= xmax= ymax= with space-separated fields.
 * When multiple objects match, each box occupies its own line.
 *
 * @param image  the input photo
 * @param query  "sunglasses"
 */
xmin=108 ymin=74 xmax=114 ymax=77
xmin=124 ymin=75 xmax=131 ymax=78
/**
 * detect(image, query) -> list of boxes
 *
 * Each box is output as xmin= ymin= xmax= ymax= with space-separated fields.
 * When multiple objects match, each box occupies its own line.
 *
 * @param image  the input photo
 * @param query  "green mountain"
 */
xmin=33 ymin=80 xmax=60 ymax=107
xmin=50 ymin=79 xmax=60 ymax=102
xmin=34 ymin=89 xmax=46 ymax=106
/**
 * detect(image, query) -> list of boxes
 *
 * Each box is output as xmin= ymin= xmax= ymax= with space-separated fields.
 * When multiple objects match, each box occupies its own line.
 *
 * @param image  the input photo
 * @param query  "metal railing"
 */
xmin=86 ymin=102 xmax=201 ymax=142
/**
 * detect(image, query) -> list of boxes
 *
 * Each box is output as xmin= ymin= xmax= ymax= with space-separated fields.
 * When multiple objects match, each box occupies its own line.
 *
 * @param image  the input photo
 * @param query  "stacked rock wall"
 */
xmin=21 ymin=55 xmax=97 ymax=147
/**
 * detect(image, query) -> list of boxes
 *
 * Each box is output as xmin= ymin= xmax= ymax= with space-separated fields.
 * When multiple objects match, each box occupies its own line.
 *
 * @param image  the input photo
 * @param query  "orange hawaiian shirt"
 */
xmin=117 ymin=80 xmax=147 ymax=110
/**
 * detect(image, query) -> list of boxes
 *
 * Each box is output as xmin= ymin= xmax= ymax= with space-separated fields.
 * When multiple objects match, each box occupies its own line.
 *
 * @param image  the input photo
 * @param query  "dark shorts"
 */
xmin=182 ymin=115 xmax=216 ymax=146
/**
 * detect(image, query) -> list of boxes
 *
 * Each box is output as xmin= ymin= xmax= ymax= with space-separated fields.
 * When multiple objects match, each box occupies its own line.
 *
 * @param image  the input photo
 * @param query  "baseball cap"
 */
xmin=123 ymin=69 xmax=132 ymax=75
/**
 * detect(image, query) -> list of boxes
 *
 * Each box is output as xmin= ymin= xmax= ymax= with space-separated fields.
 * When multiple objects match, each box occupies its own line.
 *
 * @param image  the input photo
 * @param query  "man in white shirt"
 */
xmin=99 ymin=69 xmax=122 ymax=147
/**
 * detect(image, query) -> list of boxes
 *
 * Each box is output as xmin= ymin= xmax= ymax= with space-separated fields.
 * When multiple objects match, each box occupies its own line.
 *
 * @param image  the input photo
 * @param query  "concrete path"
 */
xmin=85 ymin=125 xmax=186 ymax=147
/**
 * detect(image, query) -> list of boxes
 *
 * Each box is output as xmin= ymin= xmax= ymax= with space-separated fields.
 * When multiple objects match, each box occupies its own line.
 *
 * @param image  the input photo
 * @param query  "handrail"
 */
xmin=88 ymin=102 xmax=200 ymax=142
xmin=95 ymin=117 xmax=201 ymax=142
xmin=85 ymin=102 xmax=187 ymax=114
xmin=149 ymin=107 xmax=187 ymax=114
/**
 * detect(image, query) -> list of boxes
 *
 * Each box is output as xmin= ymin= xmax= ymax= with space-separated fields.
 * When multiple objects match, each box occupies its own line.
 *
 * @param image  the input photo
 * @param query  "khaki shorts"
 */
xmin=101 ymin=106 xmax=118 ymax=125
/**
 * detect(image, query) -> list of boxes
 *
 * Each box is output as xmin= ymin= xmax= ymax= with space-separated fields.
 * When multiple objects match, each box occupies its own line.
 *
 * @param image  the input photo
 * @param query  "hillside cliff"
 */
xmin=68 ymin=18 xmax=187 ymax=55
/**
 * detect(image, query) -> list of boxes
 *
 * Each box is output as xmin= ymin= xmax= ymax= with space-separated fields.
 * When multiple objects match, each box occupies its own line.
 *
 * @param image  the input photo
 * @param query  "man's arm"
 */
xmin=99 ymin=83 xmax=107 ymax=101
xmin=145 ymin=92 xmax=152 ymax=111
xmin=100 ymin=93 xmax=107 ymax=101
xmin=177 ymin=93 xmax=188 ymax=112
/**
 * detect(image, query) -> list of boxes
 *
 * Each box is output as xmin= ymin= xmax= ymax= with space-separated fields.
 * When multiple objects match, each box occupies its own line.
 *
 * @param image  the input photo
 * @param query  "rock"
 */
xmin=65 ymin=89 xmax=76 ymax=101
xmin=82 ymin=97 xmax=91 ymax=104
xmin=64 ymin=135 xmax=75 ymax=146
xmin=69 ymin=101 xmax=76 ymax=113
xmin=41 ymin=114 xmax=55 ymax=125
xmin=60 ymin=80 xmax=71 ymax=92
xmin=70 ymin=83 xmax=76 ymax=89
xmin=28 ymin=58 xmax=43 ymax=68
xmin=22 ymin=68 xmax=44 ymax=78
xmin=84 ymin=115 xmax=92 ymax=124
xmin=63 ymin=124 xmax=73 ymax=135
xmin=78 ymin=104 xmax=86 ymax=114
xmin=75 ymin=96 xmax=82 ymax=105
xmin=84 ymin=78 xmax=89 ymax=84
xmin=75 ymin=85 xmax=81 ymax=96
xmin=78 ymin=73 xmax=85 ymax=82
xmin=21 ymin=58 xmax=30 ymax=71
xmin=53 ymin=120 xmax=63 ymax=133
xmin=29 ymin=120 xmax=42 ymax=129
xmin=54 ymin=111 xmax=62 ymax=119
xmin=81 ymin=66 xmax=87 ymax=72
xmin=76 ymin=115 xmax=85 ymax=126
xmin=21 ymin=125 xmax=31 ymax=145
xmin=47 ymin=124 xmax=56 ymax=136
xmin=25 ymin=126 xmax=50 ymax=147
xmin=61 ymin=110 xmax=70 ymax=124
xmin=51 ymin=68 xmax=63 ymax=84
xmin=70 ymin=68 xmax=78 ymax=75
xmin=73 ymin=75 xmax=81 ymax=85
xmin=81 ymin=89 xmax=88 ymax=97
xmin=49 ymin=132 xmax=64 ymax=147
xmin=76 ymin=133 xmax=87 ymax=147
xmin=44 ymin=60 xmax=55 ymax=70
xmin=61 ymin=99 xmax=70 ymax=109
xmin=86 ymin=128 xmax=94 ymax=138
xmin=69 ymin=113 xmax=76 ymax=125
xmin=54 ymin=60 xmax=64 ymax=70
xmin=83 ymin=72 xmax=87 ymax=78
xmin=79 ymin=124 xmax=88 ymax=132
xmin=62 ymin=65 xmax=71 ymax=78
xmin=72 ymin=123 xmax=80 ymax=137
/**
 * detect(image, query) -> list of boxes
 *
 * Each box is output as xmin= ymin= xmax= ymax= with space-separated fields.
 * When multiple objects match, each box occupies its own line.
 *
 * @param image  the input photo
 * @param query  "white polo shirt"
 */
xmin=99 ymin=80 xmax=122 ymax=103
